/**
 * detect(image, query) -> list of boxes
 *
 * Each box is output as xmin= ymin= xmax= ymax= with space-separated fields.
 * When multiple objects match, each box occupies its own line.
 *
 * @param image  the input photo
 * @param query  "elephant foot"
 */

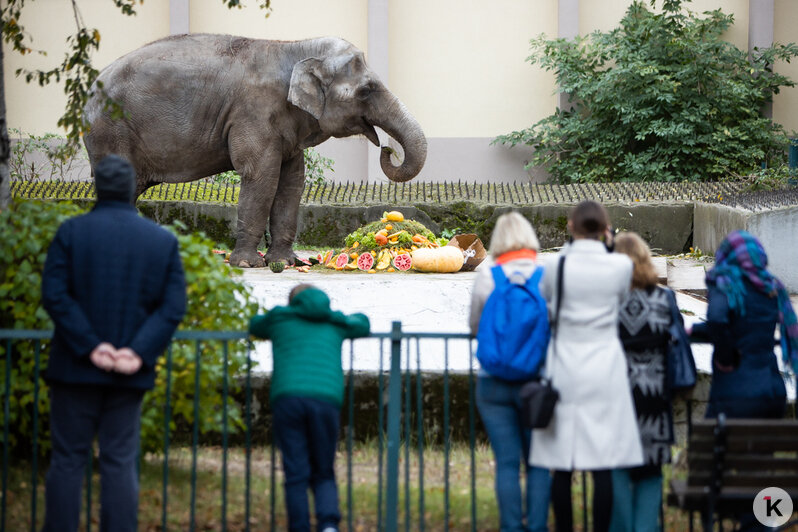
xmin=229 ymin=248 xmax=266 ymax=268
xmin=264 ymin=248 xmax=298 ymax=266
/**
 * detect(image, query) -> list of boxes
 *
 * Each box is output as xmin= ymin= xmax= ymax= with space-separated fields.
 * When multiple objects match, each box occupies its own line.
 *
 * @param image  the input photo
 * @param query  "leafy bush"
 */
xmin=0 ymin=200 xmax=85 ymax=454
xmin=208 ymin=147 xmax=334 ymax=185
xmin=303 ymin=147 xmax=335 ymax=185
xmin=0 ymin=201 xmax=260 ymax=456
xmin=9 ymin=129 xmax=89 ymax=182
xmin=496 ymin=0 xmax=798 ymax=182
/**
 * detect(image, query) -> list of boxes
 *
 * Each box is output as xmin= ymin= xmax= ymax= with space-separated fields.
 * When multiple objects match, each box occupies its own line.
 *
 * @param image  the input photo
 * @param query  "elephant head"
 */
xmin=287 ymin=46 xmax=427 ymax=182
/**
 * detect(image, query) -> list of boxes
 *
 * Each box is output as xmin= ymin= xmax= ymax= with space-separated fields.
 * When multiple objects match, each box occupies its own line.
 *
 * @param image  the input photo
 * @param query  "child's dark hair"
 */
xmin=289 ymin=283 xmax=315 ymax=303
xmin=569 ymin=200 xmax=609 ymax=239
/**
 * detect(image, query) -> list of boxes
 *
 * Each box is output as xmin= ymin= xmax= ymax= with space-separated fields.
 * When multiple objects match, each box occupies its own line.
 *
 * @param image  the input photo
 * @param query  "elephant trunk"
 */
xmin=372 ymin=93 xmax=427 ymax=183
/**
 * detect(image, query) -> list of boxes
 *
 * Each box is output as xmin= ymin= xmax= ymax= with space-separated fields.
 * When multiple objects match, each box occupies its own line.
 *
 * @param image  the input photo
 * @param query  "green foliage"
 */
xmin=496 ymin=0 xmax=798 ymax=183
xmin=208 ymin=148 xmax=334 ymax=186
xmin=440 ymin=227 xmax=462 ymax=239
xmin=0 ymin=200 xmax=86 ymax=453
xmin=140 ymin=221 xmax=260 ymax=454
xmin=9 ymin=129 xmax=89 ymax=182
xmin=303 ymin=147 xmax=335 ymax=185
xmin=209 ymin=170 xmax=242 ymax=185
xmin=343 ymin=219 xmax=439 ymax=252
xmin=738 ymin=164 xmax=798 ymax=192
xmin=0 ymin=201 xmax=260 ymax=456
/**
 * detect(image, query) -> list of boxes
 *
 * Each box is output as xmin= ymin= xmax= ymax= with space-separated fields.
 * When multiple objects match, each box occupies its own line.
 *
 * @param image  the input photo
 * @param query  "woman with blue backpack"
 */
xmin=469 ymin=211 xmax=552 ymax=532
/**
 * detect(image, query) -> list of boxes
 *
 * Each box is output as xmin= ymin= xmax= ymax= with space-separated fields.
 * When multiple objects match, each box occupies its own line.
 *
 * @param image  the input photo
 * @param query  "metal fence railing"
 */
xmin=11 ymin=178 xmax=760 ymax=206
xmin=4 ymin=327 xmax=794 ymax=531
xmin=1 ymin=324 xmax=492 ymax=532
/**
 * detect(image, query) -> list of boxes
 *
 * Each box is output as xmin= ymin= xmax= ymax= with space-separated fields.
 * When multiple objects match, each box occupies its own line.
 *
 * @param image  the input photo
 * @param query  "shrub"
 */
xmin=0 ymin=201 xmax=260 ymax=456
xmin=496 ymin=0 xmax=798 ymax=183
xmin=8 ymin=129 xmax=89 ymax=182
xmin=0 ymin=200 xmax=85 ymax=454
xmin=208 ymin=147 xmax=334 ymax=185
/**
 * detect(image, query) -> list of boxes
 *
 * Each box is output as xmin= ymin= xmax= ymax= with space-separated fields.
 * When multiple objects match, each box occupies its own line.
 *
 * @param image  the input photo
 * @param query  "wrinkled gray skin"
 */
xmin=84 ymin=34 xmax=427 ymax=267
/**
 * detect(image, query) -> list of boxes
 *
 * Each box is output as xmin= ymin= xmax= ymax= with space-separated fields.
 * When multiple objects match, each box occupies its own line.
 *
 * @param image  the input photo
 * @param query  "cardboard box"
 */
xmin=447 ymin=234 xmax=487 ymax=272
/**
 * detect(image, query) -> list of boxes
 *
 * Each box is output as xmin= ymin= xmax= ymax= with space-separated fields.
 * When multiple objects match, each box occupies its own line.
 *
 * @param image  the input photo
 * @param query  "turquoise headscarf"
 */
xmin=705 ymin=230 xmax=798 ymax=374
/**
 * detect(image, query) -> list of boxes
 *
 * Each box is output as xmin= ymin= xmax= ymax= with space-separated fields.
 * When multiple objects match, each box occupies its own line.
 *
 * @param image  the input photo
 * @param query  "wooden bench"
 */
xmin=667 ymin=414 xmax=798 ymax=531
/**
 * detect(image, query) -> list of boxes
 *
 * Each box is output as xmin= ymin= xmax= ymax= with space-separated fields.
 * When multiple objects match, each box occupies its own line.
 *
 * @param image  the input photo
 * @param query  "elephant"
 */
xmin=84 ymin=34 xmax=427 ymax=267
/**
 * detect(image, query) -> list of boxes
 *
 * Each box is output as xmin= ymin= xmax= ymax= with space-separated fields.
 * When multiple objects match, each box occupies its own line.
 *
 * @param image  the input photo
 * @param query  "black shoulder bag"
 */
xmin=520 ymin=255 xmax=564 ymax=429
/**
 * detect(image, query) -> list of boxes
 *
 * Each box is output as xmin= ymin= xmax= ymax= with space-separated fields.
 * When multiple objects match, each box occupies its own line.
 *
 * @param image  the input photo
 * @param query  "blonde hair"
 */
xmin=614 ymin=232 xmax=659 ymax=289
xmin=489 ymin=211 xmax=540 ymax=258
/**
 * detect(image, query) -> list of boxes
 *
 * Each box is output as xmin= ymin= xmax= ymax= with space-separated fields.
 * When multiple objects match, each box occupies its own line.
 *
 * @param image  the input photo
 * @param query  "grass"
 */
xmin=6 ymin=441 xmax=785 ymax=531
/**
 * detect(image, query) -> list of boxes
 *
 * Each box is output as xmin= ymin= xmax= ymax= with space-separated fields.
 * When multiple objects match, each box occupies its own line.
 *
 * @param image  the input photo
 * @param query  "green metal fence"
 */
xmin=0 ymin=324 xmax=492 ymax=532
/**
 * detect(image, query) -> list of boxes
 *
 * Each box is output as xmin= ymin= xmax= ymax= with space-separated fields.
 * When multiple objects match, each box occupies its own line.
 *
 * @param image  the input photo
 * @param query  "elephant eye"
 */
xmin=355 ymin=84 xmax=373 ymax=100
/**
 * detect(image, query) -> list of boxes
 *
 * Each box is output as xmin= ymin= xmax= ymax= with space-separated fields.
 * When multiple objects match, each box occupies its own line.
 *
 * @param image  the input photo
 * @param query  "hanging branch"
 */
xmin=0 ymin=0 xmax=271 ymax=159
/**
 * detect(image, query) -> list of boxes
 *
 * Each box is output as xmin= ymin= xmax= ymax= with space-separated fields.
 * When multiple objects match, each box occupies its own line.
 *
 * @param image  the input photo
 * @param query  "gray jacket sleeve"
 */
xmin=468 ymin=264 xmax=495 ymax=336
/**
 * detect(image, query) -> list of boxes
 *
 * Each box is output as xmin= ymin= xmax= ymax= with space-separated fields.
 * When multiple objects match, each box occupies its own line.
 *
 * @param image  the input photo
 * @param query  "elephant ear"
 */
xmin=288 ymin=58 xmax=325 ymax=119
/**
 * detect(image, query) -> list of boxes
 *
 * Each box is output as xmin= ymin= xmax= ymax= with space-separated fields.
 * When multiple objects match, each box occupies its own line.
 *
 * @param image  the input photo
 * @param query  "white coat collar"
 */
xmin=567 ymin=239 xmax=608 ymax=254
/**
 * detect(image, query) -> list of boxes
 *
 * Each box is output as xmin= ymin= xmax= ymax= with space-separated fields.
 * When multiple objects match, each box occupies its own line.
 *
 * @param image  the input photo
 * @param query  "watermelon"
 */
xmin=393 ymin=253 xmax=412 ymax=271
xmin=335 ymin=253 xmax=350 ymax=269
xmin=357 ymin=252 xmax=374 ymax=271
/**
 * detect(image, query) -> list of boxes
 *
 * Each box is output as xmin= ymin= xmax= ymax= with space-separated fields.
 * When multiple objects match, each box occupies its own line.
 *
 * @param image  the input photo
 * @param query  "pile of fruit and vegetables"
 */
xmin=311 ymin=211 xmax=465 ymax=273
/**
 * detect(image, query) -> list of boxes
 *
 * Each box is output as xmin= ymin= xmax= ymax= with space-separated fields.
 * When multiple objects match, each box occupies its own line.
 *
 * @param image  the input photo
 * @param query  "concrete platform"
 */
xmin=238 ymin=251 xmax=795 ymax=401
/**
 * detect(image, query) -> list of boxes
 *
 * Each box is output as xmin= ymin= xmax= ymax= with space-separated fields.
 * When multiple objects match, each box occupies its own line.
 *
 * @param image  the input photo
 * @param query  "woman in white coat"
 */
xmin=530 ymin=201 xmax=643 ymax=532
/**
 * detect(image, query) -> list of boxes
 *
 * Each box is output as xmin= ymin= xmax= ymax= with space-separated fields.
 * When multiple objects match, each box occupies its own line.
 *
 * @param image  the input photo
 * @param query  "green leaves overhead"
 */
xmin=496 ymin=0 xmax=798 ymax=183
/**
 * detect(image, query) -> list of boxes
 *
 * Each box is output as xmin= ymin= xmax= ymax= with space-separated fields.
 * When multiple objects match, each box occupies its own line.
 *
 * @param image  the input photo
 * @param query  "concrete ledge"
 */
xmin=694 ymin=202 xmax=798 ymax=291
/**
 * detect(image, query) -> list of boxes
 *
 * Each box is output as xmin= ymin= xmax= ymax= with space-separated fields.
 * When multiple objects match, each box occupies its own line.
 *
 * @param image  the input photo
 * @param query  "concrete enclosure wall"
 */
xmin=693 ymin=203 xmax=798 ymax=292
xmin=137 ymin=199 xmax=695 ymax=255
xmin=5 ymin=0 xmax=795 ymax=183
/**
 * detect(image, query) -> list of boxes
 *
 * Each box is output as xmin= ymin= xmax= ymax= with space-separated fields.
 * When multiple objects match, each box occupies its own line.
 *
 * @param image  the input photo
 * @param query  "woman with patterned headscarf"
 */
xmin=690 ymin=230 xmax=794 ymax=419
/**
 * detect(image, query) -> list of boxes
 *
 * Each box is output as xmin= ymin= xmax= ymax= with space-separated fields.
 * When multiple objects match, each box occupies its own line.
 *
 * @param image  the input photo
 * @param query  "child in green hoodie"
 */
xmin=249 ymin=283 xmax=370 ymax=532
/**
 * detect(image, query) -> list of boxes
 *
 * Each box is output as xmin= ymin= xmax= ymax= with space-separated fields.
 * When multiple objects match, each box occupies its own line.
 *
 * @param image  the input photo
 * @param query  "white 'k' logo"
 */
xmin=753 ymin=487 xmax=793 ymax=528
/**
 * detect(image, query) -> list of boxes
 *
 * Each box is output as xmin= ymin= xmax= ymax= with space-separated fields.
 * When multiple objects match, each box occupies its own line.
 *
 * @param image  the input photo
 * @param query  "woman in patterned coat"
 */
xmin=611 ymin=232 xmax=684 ymax=532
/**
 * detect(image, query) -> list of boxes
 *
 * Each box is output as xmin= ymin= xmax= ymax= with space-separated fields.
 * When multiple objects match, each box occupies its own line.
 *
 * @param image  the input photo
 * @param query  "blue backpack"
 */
xmin=476 ymin=265 xmax=550 ymax=381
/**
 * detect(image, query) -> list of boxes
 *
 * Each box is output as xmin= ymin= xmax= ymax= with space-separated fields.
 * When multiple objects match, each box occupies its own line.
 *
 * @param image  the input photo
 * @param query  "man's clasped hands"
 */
xmin=90 ymin=343 xmax=142 ymax=375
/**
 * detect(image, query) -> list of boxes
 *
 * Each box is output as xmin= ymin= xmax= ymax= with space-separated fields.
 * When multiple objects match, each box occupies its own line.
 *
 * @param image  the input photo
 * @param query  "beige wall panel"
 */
xmin=580 ymin=0 xmax=748 ymax=50
xmin=4 ymin=0 xmax=169 ymax=136
xmin=189 ymin=0 xmax=368 ymax=53
xmin=774 ymin=0 xmax=798 ymax=134
xmin=688 ymin=0 xmax=748 ymax=50
xmin=388 ymin=0 xmax=557 ymax=138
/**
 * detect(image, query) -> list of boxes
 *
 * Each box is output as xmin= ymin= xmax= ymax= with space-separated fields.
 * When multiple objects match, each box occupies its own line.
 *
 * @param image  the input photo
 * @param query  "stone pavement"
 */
xmin=238 ymin=252 xmax=795 ymax=400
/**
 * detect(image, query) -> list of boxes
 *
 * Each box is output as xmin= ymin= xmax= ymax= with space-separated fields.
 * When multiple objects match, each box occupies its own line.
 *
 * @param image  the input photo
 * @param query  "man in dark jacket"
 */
xmin=40 ymin=155 xmax=186 ymax=532
xmin=249 ymin=284 xmax=369 ymax=532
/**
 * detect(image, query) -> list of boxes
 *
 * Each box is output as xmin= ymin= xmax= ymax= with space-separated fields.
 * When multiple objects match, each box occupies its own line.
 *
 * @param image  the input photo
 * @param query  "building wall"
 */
xmin=189 ymin=0 xmax=368 ymax=50
xmin=4 ymin=0 xmax=169 ymax=137
xmin=3 ymin=0 xmax=795 ymax=183
xmin=774 ymin=0 xmax=798 ymax=134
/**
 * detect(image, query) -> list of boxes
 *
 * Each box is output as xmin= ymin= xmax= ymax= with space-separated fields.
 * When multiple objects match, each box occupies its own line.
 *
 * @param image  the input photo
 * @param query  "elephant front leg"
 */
xmin=264 ymin=153 xmax=305 ymax=265
xmin=228 ymin=153 xmax=282 ymax=268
